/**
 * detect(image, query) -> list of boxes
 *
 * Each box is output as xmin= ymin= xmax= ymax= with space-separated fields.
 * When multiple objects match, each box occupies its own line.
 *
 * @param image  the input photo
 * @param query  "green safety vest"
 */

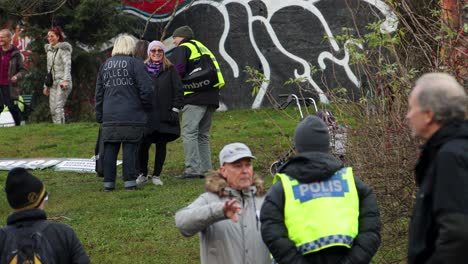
xmin=275 ymin=167 xmax=359 ymax=255
xmin=2 ymin=95 xmax=24 ymax=113
xmin=180 ymin=40 xmax=225 ymax=96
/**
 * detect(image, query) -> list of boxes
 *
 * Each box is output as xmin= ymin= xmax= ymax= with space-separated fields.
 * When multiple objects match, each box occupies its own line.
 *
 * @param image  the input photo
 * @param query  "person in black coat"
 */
xmin=95 ymin=34 xmax=153 ymax=191
xmin=260 ymin=116 xmax=381 ymax=264
xmin=406 ymin=72 xmax=468 ymax=264
xmin=0 ymin=168 xmax=90 ymax=264
xmin=136 ymin=40 xmax=183 ymax=186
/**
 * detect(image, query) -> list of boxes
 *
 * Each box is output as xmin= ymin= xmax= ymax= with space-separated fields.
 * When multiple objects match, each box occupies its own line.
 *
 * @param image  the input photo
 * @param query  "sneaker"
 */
xmin=136 ymin=174 xmax=148 ymax=185
xmin=152 ymin=176 xmax=163 ymax=186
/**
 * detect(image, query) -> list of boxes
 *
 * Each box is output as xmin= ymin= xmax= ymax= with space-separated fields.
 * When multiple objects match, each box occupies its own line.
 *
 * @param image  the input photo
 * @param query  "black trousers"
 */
xmin=137 ymin=133 xmax=170 ymax=176
xmin=103 ymin=142 xmax=138 ymax=188
xmin=0 ymin=85 xmax=21 ymax=126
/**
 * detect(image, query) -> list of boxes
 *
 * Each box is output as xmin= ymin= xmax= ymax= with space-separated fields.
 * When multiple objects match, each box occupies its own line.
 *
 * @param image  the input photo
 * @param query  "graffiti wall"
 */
xmin=123 ymin=0 xmax=398 ymax=110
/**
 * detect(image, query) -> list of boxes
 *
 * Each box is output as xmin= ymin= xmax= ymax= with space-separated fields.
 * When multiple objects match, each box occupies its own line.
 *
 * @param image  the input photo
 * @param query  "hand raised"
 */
xmin=223 ymin=199 xmax=241 ymax=222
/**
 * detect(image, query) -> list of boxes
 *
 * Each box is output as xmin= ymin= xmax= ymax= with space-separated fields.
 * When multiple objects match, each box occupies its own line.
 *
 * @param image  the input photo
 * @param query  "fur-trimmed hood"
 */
xmin=204 ymin=171 xmax=266 ymax=197
xmin=45 ymin=41 xmax=72 ymax=52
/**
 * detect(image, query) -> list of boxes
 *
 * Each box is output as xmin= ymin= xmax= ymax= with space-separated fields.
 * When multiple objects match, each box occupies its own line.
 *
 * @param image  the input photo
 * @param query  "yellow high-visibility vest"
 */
xmin=275 ymin=167 xmax=359 ymax=255
xmin=180 ymin=40 xmax=224 ymax=96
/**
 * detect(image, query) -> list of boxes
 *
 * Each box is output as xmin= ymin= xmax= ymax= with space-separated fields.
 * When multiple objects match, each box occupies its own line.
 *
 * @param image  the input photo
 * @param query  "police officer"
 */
xmin=170 ymin=25 xmax=225 ymax=179
xmin=260 ymin=115 xmax=381 ymax=264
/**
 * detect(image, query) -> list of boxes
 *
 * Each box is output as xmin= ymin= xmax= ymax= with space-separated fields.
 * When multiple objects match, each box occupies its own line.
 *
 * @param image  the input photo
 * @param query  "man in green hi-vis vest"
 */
xmin=260 ymin=115 xmax=381 ymax=264
xmin=170 ymin=25 xmax=225 ymax=179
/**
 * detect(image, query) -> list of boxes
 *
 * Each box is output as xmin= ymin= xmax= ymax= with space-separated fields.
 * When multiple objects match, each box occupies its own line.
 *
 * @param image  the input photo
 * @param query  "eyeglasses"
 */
xmin=150 ymin=49 xmax=164 ymax=54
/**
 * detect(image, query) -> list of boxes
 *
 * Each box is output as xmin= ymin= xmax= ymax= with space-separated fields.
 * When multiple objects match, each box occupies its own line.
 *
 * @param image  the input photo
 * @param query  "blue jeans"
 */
xmin=181 ymin=104 xmax=215 ymax=174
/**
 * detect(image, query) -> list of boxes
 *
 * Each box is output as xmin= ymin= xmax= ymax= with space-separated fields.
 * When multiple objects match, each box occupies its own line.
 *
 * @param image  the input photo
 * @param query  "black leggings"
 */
xmin=138 ymin=134 xmax=170 ymax=176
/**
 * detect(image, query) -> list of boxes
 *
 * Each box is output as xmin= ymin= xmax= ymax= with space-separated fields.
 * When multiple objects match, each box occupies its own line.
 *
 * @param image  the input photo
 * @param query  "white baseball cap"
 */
xmin=219 ymin=142 xmax=256 ymax=166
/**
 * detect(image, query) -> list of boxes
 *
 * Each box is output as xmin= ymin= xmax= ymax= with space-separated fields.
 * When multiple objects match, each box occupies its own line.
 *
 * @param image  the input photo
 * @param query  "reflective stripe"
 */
xmin=277 ymin=167 xmax=359 ymax=255
xmin=180 ymin=40 xmax=225 ymax=89
xmin=297 ymin=235 xmax=354 ymax=254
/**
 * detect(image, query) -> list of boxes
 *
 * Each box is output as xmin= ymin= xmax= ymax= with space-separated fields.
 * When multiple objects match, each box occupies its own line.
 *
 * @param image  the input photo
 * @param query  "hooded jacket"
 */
xmin=44 ymin=42 xmax=72 ymax=83
xmin=408 ymin=120 xmax=468 ymax=264
xmin=0 ymin=208 xmax=90 ymax=264
xmin=260 ymin=152 xmax=381 ymax=264
xmin=175 ymin=172 xmax=270 ymax=264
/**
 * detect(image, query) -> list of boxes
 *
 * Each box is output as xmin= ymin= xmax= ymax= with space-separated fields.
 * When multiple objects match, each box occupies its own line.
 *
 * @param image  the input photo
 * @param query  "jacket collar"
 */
xmin=204 ymin=173 xmax=265 ymax=198
xmin=415 ymin=120 xmax=466 ymax=185
xmin=7 ymin=208 xmax=47 ymax=226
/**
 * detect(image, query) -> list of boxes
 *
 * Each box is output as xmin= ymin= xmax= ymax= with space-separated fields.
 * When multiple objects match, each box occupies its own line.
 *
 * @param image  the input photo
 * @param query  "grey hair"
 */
xmin=111 ymin=34 xmax=136 ymax=56
xmin=415 ymin=72 xmax=467 ymax=124
xmin=0 ymin=29 xmax=12 ymax=37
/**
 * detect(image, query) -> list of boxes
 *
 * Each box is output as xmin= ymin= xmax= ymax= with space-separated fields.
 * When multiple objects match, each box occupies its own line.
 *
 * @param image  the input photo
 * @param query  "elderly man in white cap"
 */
xmin=175 ymin=142 xmax=270 ymax=264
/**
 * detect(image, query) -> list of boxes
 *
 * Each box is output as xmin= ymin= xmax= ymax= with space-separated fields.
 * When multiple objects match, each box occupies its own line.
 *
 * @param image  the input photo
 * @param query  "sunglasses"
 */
xmin=150 ymin=49 xmax=164 ymax=54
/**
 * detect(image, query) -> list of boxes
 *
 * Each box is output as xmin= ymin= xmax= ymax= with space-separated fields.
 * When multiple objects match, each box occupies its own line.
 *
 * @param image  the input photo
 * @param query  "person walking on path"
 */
xmin=0 ymin=28 xmax=26 ymax=126
xmin=43 ymin=26 xmax=73 ymax=124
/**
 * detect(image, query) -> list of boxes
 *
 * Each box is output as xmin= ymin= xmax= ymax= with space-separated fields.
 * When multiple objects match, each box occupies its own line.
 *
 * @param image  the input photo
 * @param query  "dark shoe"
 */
xmin=175 ymin=173 xmax=204 ymax=179
xmin=125 ymin=186 xmax=138 ymax=191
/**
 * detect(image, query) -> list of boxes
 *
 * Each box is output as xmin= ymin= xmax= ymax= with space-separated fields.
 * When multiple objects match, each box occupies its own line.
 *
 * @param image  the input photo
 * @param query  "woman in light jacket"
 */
xmin=43 ymin=26 xmax=72 ymax=124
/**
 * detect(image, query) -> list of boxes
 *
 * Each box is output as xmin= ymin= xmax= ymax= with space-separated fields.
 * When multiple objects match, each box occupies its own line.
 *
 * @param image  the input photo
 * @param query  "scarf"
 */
xmin=146 ymin=61 xmax=162 ymax=75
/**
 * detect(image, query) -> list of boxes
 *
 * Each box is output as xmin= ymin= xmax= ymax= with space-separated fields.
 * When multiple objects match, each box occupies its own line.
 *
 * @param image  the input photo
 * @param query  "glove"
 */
xmin=168 ymin=109 xmax=179 ymax=126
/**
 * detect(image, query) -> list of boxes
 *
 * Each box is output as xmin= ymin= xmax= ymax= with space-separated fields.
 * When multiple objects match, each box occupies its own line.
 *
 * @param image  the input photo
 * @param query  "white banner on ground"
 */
xmin=54 ymin=158 xmax=122 ymax=173
xmin=0 ymin=158 xmax=122 ymax=172
xmin=0 ymin=158 xmax=65 ymax=170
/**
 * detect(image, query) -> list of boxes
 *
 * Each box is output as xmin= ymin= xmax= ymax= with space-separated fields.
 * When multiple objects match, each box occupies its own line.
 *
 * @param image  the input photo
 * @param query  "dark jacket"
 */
xmin=146 ymin=65 xmax=183 ymax=141
xmin=4 ymin=45 xmax=27 ymax=98
xmin=0 ymin=208 xmax=90 ymax=264
xmin=408 ymin=120 xmax=468 ymax=264
xmin=95 ymin=55 xmax=153 ymax=127
xmin=260 ymin=151 xmax=381 ymax=264
xmin=169 ymin=38 xmax=219 ymax=108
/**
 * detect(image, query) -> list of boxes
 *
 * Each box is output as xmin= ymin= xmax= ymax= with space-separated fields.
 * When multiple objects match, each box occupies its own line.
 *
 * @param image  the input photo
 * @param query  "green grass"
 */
xmin=0 ymin=107 xmax=301 ymax=263
xmin=0 ymin=106 xmax=409 ymax=263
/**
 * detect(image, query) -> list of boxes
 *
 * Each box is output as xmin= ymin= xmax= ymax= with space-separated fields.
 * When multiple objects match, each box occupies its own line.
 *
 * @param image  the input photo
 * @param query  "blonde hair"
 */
xmin=111 ymin=34 xmax=136 ymax=56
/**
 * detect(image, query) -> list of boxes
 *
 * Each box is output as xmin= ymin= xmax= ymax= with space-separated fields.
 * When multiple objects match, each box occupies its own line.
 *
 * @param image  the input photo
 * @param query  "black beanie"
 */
xmin=5 ymin=167 xmax=47 ymax=210
xmin=172 ymin=26 xmax=194 ymax=39
xmin=294 ymin=115 xmax=330 ymax=153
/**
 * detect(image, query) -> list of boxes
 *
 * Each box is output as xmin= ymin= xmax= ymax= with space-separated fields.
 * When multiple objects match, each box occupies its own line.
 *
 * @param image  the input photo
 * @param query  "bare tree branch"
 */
xmin=12 ymin=0 xmax=67 ymax=17
xmin=140 ymin=0 xmax=174 ymax=39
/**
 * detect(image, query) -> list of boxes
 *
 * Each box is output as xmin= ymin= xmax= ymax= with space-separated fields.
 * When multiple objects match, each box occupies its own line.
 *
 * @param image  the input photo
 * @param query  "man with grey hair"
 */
xmin=0 ymin=28 xmax=26 ymax=126
xmin=175 ymin=142 xmax=270 ymax=264
xmin=406 ymin=72 xmax=468 ymax=264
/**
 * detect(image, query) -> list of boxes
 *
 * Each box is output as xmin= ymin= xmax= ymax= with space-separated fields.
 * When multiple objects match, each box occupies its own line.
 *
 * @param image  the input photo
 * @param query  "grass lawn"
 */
xmin=0 ymin=107 xmax=302 ymax=263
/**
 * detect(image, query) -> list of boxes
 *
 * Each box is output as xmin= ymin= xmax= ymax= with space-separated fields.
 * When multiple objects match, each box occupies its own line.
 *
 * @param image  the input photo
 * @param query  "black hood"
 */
xmin=278 ymin=151 xmax=343 ymax=183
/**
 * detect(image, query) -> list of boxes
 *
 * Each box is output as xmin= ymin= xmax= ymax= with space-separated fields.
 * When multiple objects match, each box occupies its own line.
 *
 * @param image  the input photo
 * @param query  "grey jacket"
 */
xmin=44 ymin=42 xmax=72 ymax=84
xmin=175 ymin=173 xmax=270 ymax=264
